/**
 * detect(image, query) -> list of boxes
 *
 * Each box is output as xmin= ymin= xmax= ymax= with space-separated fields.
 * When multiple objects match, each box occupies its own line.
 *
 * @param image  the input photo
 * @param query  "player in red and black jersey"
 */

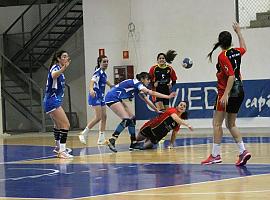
xmin=136 ymin=101 xmax=193 ymax=149
xmin=201 ymin=22 xmax=251 ymax=166
xmin=149 ymin=50 xmax=178 ymax=111
xmin=215 ymin=47 xmax=246 ymax=112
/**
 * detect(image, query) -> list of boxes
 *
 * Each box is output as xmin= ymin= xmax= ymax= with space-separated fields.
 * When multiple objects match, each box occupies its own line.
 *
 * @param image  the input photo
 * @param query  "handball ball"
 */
xmin=182 ymin=57 xmax=193 ymax=69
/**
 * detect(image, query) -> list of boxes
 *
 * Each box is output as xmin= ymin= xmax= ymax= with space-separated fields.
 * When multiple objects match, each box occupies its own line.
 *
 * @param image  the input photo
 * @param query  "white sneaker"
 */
xmin=53 ymin=146 xmax=60 ymax=154
xmin=97 ymin=134 xmax=106 ymax=145
xmin=53 ymin=146 xmax=72 ymax=154
xmin=78 ymin=132 xmax=88 ymax=145
xmin=58 ymin=151 xmax=74 ymax=159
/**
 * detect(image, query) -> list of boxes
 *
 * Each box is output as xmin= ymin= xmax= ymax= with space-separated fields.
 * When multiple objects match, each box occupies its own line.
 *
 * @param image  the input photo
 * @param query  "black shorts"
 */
xmin=141 ymin=124 xmax=168 ymax=144
xmin=156 ymin=85 xmax=170 ymax=106
xmin=214 ymin=93 xmax=244 ymax=113
xmin=106 ymin=99 xmax=122 ymax=107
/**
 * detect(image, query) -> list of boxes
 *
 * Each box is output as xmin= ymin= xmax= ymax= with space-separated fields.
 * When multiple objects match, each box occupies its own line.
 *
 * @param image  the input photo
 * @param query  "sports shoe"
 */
xmin=201 ymin=154 xmax=222 ymax=165
xmin=53 ymin=146 xmax=72 ymax=154
xmin=57 ymin=151 xmax=74 ymax=159
xmin=129 ymin=142 xmax=142 ymax=151
xmin=235 ymin=150 xmax=251 ymax=166
xmin=97 ymin=133 xmax=106 ymax=145
xmin=53 ymin=146 xmax=59 ymax=153
xmin=107 ymin=138 xmax=117 ymax=153
xmin=78 ymin=132 xmax=88 ymax=145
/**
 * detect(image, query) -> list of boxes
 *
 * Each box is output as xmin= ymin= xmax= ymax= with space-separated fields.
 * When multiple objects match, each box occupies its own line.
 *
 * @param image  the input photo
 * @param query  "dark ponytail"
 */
xmin=208 ymin=31 xmax=232 ymax=62
xmin=157 ymin=49 xmax=177 ymax=64
xmin=207 ymin=42 xmax=220 ymax=62
xmin=181 ymin=111 xmax=188 ymax=120
xmin=165 ymin=49 xmax=177 ymax=64
xmin=136 ymin=72 xmax=150 ymax=80
xmin=49 ymin=50 xmax=67 ymax=69
xmin=95 ymin=55 xmax=107 ymax=70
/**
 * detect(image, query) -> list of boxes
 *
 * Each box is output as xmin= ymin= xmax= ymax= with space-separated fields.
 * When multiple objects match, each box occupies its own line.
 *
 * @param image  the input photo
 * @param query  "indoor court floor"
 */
xmin=0 ymin=129 xmax=270 ymax=200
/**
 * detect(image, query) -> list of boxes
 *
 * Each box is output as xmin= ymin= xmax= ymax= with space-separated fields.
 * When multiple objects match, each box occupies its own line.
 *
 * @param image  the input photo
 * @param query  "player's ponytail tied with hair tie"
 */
xmin=207 ymin=42 xmax=221 ymax=63
xmin=208 ymin=30 xmax=232 ymax=62
xmin=165 ymin=49 xmax=177 ymax=64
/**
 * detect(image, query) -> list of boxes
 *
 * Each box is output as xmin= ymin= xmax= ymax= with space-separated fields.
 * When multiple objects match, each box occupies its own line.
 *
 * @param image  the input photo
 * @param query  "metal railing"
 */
xmin=1 ymin=47 xmax=73 ymax=131
xmin=3 ymin=0 xmax=64 ymax=58
xmin=0 ymin=50 xmax=46 ymax=131
xmin=1 ymin=0 xmax=76 ymax=131
xmin=236 ymin=0 xmax=270 ymax=28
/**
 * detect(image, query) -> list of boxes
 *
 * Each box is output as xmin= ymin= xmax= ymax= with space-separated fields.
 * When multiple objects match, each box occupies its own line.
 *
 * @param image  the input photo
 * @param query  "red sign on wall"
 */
xmin=123 ymin=50 xmax=129 ymax=59
xmin=99 ymin=48 xmax=105 ymax=56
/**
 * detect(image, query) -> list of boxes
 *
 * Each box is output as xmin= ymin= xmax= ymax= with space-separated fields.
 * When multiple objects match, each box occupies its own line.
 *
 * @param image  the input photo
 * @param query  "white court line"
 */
xmin=0 ymin=154 xmax=57 ymax=165
xmin=0 ymin=147 xmax=72 ymax=165
xmin=0 ymin=197 xmax=68 ymax=200
xmin=78 ymin=173 xmax=270 ymax=199
xmin=124 ymin=189 xmax=270 ymax=195
xmin=0 ymin=168 xmax=59 ymax=182
xmin=96 ymin=168 xmax=107 ymax=171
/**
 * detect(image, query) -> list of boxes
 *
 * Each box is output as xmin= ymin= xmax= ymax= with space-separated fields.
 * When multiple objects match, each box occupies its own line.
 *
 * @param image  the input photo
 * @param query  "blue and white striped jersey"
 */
xmin=44 ymin=64 xmax=65 ymax=100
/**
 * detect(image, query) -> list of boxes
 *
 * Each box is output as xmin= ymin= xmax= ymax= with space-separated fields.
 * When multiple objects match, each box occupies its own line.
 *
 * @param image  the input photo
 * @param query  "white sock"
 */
xmin=60 ymin=143 xmax=66 ymax=152
xmin=99 ymin=132 xmax=105 ymax=136
xmin=81 ymin=127 xmax=90 ymax=135
xmin=212 ymin=143 xmax=221 ymax=157
xmin=237 ymin=141 xmax=246 ymax=154
xmin=55 ymin=140 xmax=60 ymax=147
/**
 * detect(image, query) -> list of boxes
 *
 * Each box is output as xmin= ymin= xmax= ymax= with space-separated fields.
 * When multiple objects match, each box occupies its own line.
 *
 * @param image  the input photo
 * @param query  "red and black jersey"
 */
xmin=216 ymin=47 xmax=246 ymax=96
xmin=141 ymin=107 xmax=181 ymax=133
xmin=149 ymin=64 xmax=177 ymax=85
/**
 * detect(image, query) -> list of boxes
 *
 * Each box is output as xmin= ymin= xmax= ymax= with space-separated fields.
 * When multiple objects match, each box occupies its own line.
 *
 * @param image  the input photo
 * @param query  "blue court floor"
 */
xmin=0 ymin=136 xmax=270 ymax=199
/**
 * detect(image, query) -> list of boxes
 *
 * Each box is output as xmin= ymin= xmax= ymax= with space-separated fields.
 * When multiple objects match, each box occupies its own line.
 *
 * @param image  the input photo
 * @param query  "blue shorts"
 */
xmin=88 ymin=95 xmax=105 ymax=106
xmin=105 ymin=93 xmax=121 ymax=105
xmin=43 ymin=96 xmax=62 ymax=114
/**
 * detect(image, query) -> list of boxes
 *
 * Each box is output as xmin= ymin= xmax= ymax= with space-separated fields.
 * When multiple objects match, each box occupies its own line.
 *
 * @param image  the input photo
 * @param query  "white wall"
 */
xmin=83 ymin=0 xmax=270 ymax=130
xmin=83 ymin=0 xmax=130 ymax=130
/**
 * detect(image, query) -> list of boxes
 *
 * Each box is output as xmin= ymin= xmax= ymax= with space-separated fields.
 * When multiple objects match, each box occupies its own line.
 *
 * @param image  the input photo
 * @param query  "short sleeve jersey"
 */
xmin=141 ymin=107 xmax=181 ymax=132
xmin=216 ymin=47 xmax=246 ymax=95
xmin=91 ymin=68 xmax=107 ymax=98
xmin=107 ymin=79 xmax=146 ymax=100
xmin=149 ymin=64 xmax=177 ymax=85
xmin=44 ymin=64 xmax=65 ymax=99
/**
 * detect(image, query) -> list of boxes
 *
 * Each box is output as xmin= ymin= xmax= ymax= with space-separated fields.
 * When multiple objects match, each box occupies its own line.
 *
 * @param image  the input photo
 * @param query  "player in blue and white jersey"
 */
xmin=79 ymin=55 xmax=113 ymax=145
xmin=43 ymin=50 xmax=73 ymax=159
xmin=105 ymin=72 xmax=176 ymax=152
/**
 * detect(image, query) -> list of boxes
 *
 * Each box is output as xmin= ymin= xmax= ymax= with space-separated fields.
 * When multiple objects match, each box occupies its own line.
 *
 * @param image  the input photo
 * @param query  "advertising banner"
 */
xmin=135 ymin=79 xmax=270 ymax=120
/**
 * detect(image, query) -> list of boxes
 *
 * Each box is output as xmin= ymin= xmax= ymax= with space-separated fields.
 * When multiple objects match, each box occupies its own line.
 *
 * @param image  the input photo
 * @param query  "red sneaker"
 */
xmin=235 ymin=150 xmax=251 ymax=166
xmin=201 ymin=154 xmax=222 ymax=165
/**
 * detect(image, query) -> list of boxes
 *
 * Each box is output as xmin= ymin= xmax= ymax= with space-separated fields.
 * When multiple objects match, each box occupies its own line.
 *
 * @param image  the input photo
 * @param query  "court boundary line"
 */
xmin=75 ymin=173 xmax=270 ymax=199
xmin=1 ymin=165 xmax=269 ymax=200
xmin=122 ymin=189 xmax=270 ymax=196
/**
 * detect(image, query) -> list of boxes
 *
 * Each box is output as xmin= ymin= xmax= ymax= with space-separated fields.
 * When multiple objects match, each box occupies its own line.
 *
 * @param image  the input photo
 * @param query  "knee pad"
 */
xmin=120 ymin=118 xmax=130 ymax=128
xmin=130 ymin=117 xmax=136 ymax=126
xmin=121 ymin=118 xmax=135 ymax=127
